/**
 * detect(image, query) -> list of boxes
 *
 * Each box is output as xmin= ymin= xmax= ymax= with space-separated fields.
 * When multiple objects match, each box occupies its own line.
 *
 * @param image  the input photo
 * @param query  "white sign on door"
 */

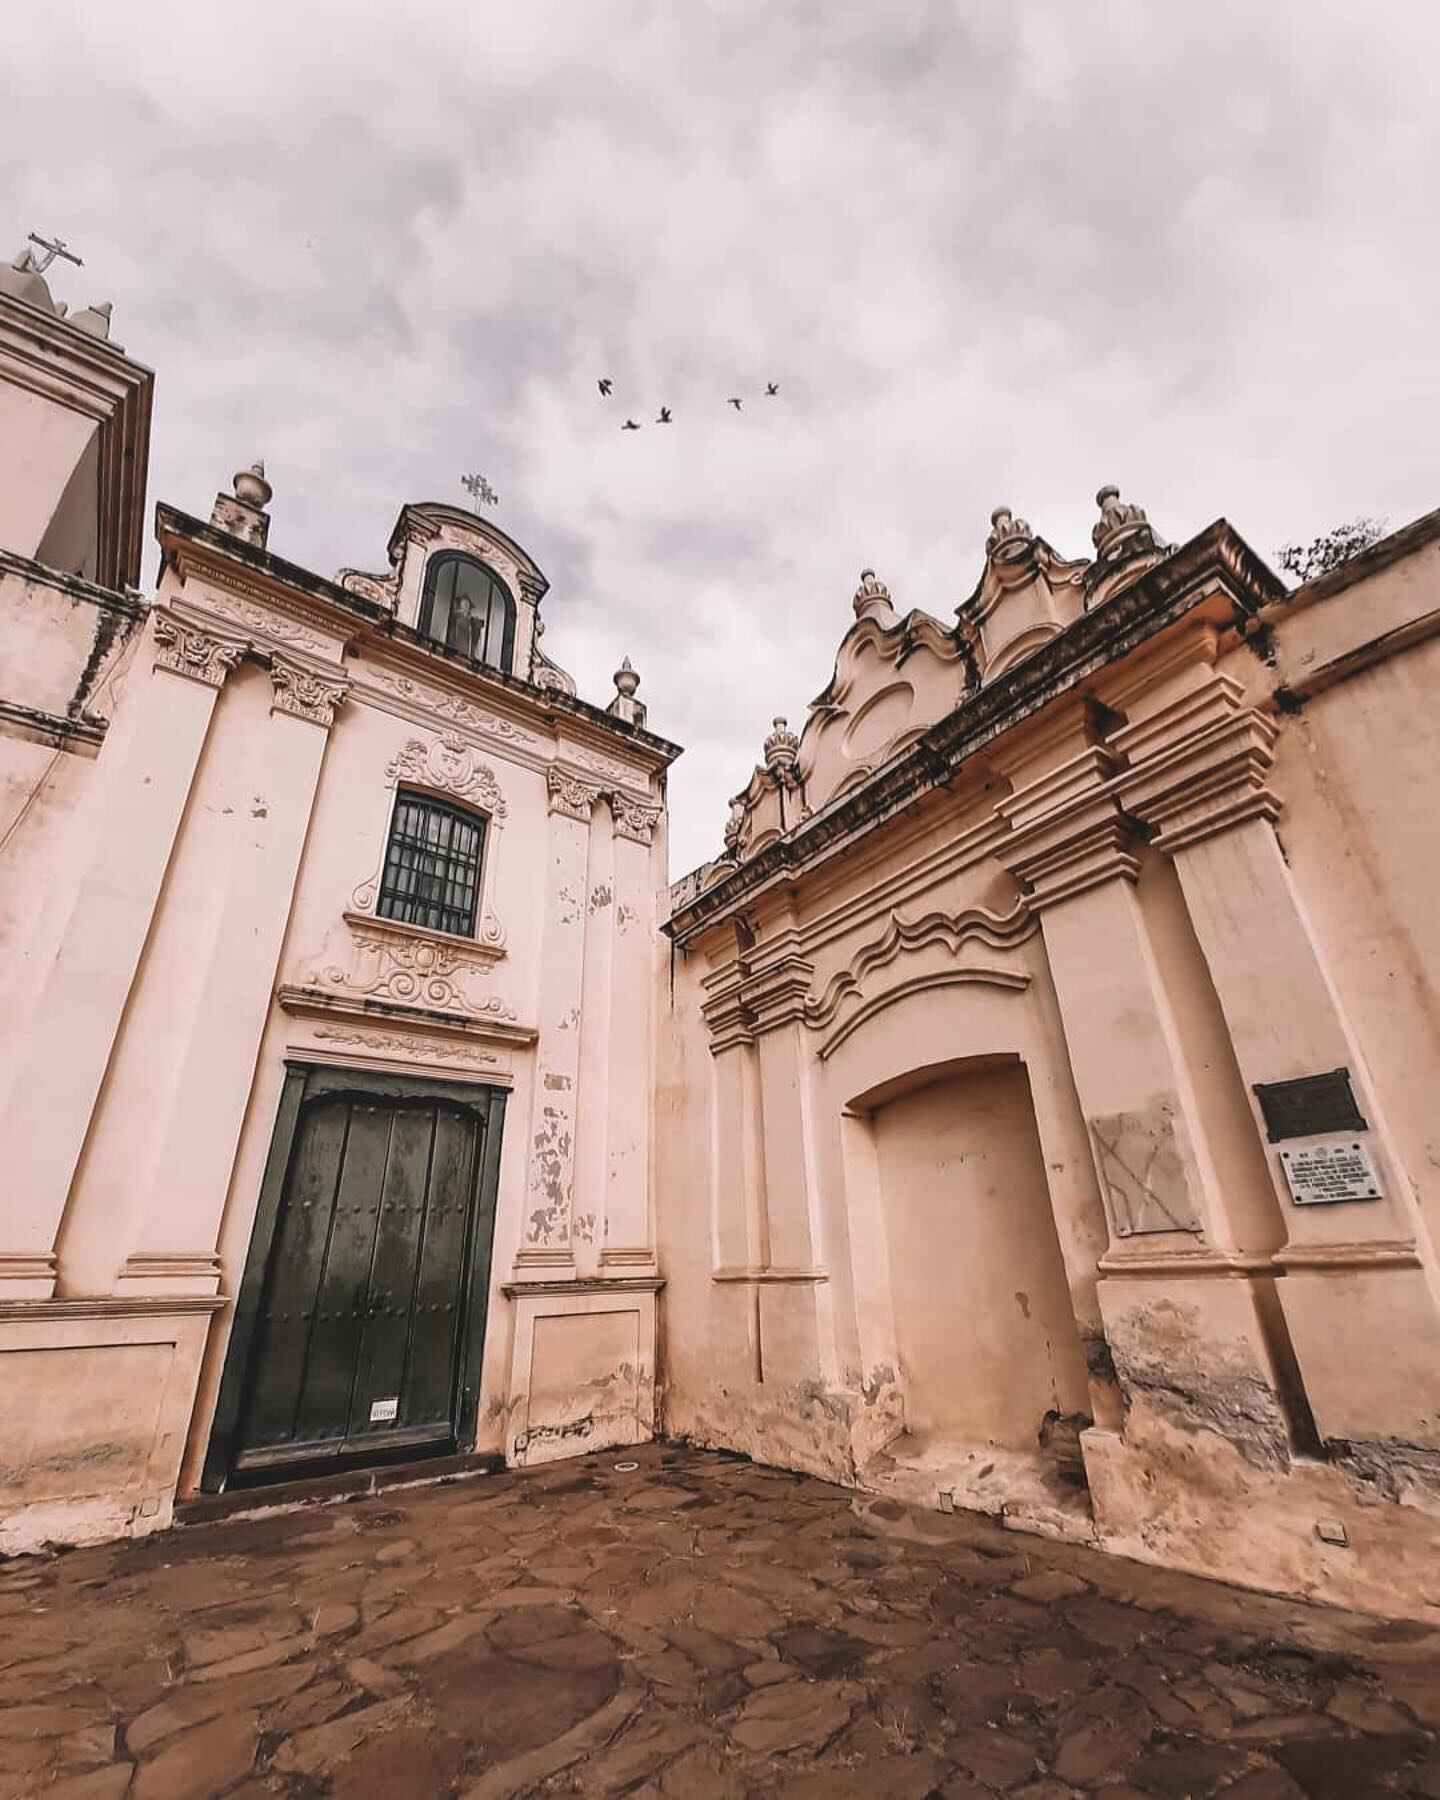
xmin=369 ymin=1397 xmax=399 ymax=1423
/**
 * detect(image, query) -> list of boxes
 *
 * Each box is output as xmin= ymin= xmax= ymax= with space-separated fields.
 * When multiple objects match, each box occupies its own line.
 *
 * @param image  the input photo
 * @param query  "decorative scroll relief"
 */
xmin=152 ymin=613 xmax=248 ymax=688
xmin=547 ymin=767 xmax=601 ymax=822
xmin=185 ymin=580 xmax=336 ymax=656
xmin=269 ymin=655 xmax=350 ymax=727
xmin=310 ymin=928 xmax=519 ymax=1017
xmin=369 ymin=669 xmax=541 ymax=749
xmin=336 ymin=566 xmax=400 ymax=608
xmin=311 ymin=1025 xmax=499 ymax=1068
xmin=386 ymin=734 xmax=508 ymax=817
xmin=805 ymin=902 xmax=1036 ymax=1030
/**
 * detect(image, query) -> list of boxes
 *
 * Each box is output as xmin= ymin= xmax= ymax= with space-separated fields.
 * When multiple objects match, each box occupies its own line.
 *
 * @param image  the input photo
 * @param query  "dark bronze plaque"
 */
xmin=1252 ymin=1068 xmax=1367 ymax=1143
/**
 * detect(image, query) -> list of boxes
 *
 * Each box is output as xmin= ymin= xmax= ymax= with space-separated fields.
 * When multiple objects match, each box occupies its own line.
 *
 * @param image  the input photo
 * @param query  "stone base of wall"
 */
xmin=502 ymin=1277 xmax=662 ymax=1468
xmin=664 ymin=1373 xmax=906 ymax=1489
xmin=1085 ymin=1411 xmax=1440 ymax=1623
xmin=0 ymin=1299 xmax=219 ymax=1555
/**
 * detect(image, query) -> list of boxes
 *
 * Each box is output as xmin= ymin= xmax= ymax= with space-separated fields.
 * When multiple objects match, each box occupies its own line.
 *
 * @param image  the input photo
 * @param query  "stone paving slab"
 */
xmin=1 ymin=1444 xmax=1438 ymax=1797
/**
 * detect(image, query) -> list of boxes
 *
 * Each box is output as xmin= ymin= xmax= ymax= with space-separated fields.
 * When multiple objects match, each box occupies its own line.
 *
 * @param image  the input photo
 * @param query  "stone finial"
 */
xmin=69 ymin=300 xmax=113 ymax=341
xmin=1091 ymin=484 xmax=1163 ymax=562
xmin=210 ymin=460 xmax=273 ymax=550
xmin=722 ymin=796 xmax=747 ymax=855
xmin=606 ymin=654 xmax=647 ymax=727
xmin=985 ymin=506 xmax=1035 ymax=563
xmin=234 ymin=461 xmax=273 ymax=510
xmin=764 ymin=716 xmax=800 ymax=774
xmin=852 ymin=568 xmax=895 ymax=623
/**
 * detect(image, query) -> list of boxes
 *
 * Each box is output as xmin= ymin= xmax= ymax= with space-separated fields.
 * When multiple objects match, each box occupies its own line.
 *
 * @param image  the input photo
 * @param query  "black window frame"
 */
xmin=375 ymin=789 xmax=487 ymax=939
xmin=417 ymin=552 xmax=517 ymax=675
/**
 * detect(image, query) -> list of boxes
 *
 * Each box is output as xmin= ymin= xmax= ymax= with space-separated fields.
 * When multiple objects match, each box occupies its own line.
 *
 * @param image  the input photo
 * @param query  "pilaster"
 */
xmin=1115 ymin=678 xmax=1440 ymax=1454
xmin=517 ymin=771 xmax=599 ymax=1270
xmin=0 ymin=612 xmax=239 ymax=1297
xmin=598 ymin=824 xmax=659 ymax=1269
xmin=572 ymin=800 xmax=616 ymax=1277
xmin=55 ymin=660 xmax=342 ymax=1297
xmin=997 ymin=718 xmax=1302 ymax=1467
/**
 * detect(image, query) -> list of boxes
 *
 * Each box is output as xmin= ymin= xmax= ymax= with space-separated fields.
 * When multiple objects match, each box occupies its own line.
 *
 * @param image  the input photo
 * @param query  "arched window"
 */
xmin=418 ymin=554 xmax=516 ymax=674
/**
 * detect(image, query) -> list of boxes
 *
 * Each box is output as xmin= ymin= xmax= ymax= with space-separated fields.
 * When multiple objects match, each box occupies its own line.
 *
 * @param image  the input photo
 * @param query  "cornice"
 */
xmin=667 ymin=519 xmax=1282 ymax=946
xmin=1112 ymin=677 xmax=1281 ymax=854
xmin=276 ymin=983 xmax=538 ymax=1048
xmin=0 ymin=1295 xmax=224 ymax=1321
xmin=0 ymin=546 xmax=147 ymax=618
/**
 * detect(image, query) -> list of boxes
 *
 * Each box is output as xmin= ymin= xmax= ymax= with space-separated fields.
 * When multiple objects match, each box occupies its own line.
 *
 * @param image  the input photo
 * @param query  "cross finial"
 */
xmin=26 ymin=233 xmax=83 ymax=275
xmin=461 ymin=472 xmax=498 ymax=512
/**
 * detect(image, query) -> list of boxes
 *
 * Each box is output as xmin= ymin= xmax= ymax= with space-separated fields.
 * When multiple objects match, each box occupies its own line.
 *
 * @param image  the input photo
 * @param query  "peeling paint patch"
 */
xmin=526 ymin=1103 xmax=574 ymax=1243
xmin=589 ymin=883 xmax=614 ymax=912
xmin=1120 ymin=1359 xmax=1290 ymax=1471
xmin=544 ymin=1072 xmax=573 ymax=1091
xmin=1083 ymin=1329 xmax=1119 ymax=1387
xmin=1331 ymin=1437 xmax=1440 ymax=1504
xmin=527 ymin=1411 xmax=596 ymax=1445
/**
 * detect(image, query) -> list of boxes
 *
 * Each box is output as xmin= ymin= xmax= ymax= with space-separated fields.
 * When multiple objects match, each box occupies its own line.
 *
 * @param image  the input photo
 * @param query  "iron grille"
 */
xmin=376 ymin=792 xmax=485 ymax=937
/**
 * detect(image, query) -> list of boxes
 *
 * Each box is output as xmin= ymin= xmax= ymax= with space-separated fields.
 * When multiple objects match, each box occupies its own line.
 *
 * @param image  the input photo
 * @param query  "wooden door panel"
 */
xmin=407 ymin=1108 xmax=480 ymax=1430
xmin=241 ymin=1096 xmax=350 ymax=1456
xmin=209 ymin=1066 xmax=505 ymax=1490
xmin=298 ymin=1098 xmax=394 ymax=1447
xmin=348 ymin=1104 xmax=443 ymax=1442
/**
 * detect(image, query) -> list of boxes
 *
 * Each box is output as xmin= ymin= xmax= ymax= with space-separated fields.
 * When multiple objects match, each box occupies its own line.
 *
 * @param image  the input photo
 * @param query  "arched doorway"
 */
xmin=858 ymin=1054 xmax=1092 ymax=1521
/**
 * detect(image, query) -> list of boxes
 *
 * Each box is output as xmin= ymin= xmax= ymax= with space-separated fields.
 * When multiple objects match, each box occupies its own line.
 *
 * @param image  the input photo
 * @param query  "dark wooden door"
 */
xmin=205 ymin=1065 xmax=505 ymax=1489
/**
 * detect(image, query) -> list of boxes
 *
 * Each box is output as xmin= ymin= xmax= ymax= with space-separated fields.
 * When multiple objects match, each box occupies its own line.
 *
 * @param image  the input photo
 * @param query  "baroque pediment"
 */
xmin=698 ymin=492 xmax=1176 ymax=876
xmin=716 ymin=572 xmax=971 ymax=864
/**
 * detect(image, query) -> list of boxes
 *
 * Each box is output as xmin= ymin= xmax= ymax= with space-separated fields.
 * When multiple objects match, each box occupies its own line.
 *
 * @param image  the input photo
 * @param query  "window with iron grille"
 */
xmin=418 ymin=553 xmax=516 ymax=673
xmin=376 ymin=791 xmax=486 ymax=937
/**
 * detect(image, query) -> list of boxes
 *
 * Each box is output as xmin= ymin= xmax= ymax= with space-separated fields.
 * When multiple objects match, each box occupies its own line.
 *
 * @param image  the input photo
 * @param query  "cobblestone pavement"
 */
xmin=3 ymin=1445 xmax=1439 ymax=1798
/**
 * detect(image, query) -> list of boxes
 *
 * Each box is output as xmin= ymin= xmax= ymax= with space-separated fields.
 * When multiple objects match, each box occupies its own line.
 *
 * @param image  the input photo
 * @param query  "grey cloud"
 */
xmin=2 ymin=0 xmax=1436 ymax=873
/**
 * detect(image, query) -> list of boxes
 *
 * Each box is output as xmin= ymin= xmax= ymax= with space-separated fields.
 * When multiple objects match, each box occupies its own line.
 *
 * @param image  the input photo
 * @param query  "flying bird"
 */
xmin=656 ymin=406 xmax=672 ymax=424
xmin=597 ymin=378 xmax=613 ymax=396
xmin=765 ymin=383 xmax=779 ymax=396
xmin=727 ymin=397 xmax=743 ymax=411
xmin=621 ymin=419 xmax=641 ymax=431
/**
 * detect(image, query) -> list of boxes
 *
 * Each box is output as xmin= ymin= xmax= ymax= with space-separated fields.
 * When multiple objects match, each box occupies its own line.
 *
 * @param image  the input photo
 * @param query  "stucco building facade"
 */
xmin=3 ymin=253 xmax=1440 ymax=1622
xmin=0 ymin=251 xmax=675 ymax=1551
xmin=659 ymin=492 xmax=1440 ymax=1620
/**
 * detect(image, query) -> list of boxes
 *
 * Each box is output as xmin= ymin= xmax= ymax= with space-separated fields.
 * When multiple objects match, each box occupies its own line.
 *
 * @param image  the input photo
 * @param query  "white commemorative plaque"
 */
xmin=1278 ymin=1138 xmax=1382 ymax=1206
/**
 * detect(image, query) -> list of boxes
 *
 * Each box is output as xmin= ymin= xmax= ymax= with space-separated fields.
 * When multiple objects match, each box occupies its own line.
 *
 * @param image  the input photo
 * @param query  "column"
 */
xmin=55 ymin=655 xmax=345 ymax=1296
xmin=0 ymin=613 xmax=244 ymax=1297
xmin=517 ymin=770 xmax=598 ymax=1269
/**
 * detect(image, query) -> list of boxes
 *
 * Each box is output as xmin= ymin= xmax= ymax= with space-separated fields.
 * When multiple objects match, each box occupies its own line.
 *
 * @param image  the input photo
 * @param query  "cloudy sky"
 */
xmin=5 ymin=1 xmax=1437 ymax=874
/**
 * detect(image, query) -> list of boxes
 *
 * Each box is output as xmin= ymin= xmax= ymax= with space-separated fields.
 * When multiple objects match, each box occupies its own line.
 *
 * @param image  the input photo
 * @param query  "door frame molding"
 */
xmin=201 ymin=1060 xmax=507 ymax=1492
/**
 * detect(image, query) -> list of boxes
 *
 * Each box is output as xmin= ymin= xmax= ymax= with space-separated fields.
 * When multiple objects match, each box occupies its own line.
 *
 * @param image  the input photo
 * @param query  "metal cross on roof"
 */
xmin=461 ymin=472 xmax=498 ymax=512
xmin=26 ymin=233 xmax=83 ymax=274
